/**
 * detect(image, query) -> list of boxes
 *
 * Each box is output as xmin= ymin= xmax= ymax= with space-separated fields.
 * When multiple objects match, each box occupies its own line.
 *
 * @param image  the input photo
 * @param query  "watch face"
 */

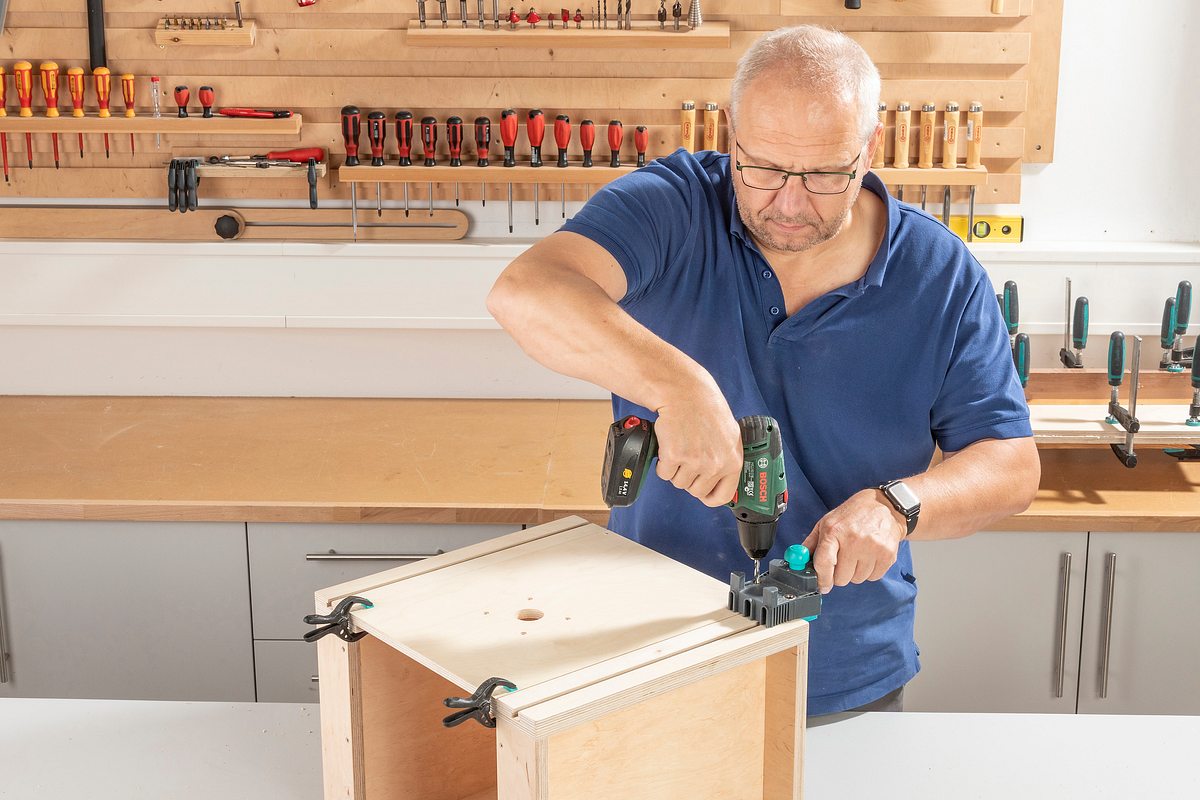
xmin=887 ymin=481 xmax=920 ymax=512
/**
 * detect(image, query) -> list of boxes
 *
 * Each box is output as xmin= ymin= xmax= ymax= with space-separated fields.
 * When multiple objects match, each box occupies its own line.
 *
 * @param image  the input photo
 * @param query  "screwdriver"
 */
xmin=635 ymin=125 xmax=648 ymax=167
xmin=608 ymin=119 xmax=622 ymax=168
xmin=0 ymin=66 xmax=9 ymax=182
xmin=447 ymin=115 xmax=463 ymax=207
xmin=396 ymin=110 xmax=414 ymax=217
xmin=918 ymin=102 xmax=935 ymax=210
xmin=528 ymin=109 xmax=545 ymax=226
xmin=95 ymin=68 xmax=112 ymax=159
xmin=39 ymin=62 xmax=61 ymax=168
xmin=121 ymin=74 xmax=136 ymax=154
xmin=474 ymin=115 xmax=491 ymax=207
xmin=579 ymin=118 xmax=595 ymax=199
xmin=554 ymin=114 xmax=570 ymax=218
xmin=341 ymin=105 xmax=361 ymax=234
xmin=500 ymin=108 xmax=518 ymax=233
xmin=367 ymin=110 xmax=386 ymax=217
xmin=175 ymin=85 xmax=190 ymax=118
xmin=941 ymin=101 xmax=960 ymax=225
xmin=14 ymin=62 xmax=34 ymax=169
xmin=965 ymin=101 xmax=983 ymax=240
xmin=421 ymin=115 xmax=437 ymax=216
xmin=199 ymin=86 xmax=215 ymax=118
xmin=67 ymin=68 xmax=86 ymax=158
xmin=150 ymin=76 xmax=162 ymax=149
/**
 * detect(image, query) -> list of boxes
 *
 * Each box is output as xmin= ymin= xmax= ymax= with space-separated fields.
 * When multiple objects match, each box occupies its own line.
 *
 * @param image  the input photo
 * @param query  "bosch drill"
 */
xmin=601 ymin=414 xmax=788 ymax=577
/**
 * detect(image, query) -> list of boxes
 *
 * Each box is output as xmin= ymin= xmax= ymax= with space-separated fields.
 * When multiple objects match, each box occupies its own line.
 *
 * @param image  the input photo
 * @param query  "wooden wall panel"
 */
xmin=0 ymin=0 xmax=1061 ymax=212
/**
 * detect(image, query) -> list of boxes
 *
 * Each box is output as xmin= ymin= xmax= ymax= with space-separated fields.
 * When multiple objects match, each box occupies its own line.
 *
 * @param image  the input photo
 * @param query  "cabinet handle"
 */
xmin=1099 ymin=552 xmax=1118 ymax=699
xmin=305 ymin=551 xmax=444 ymax=562
xmin=0 ymin=550 xmax=9 ymax=684
xmin=310 ymin=676 xmax=320 ymax=683
xmin=1055 ymin=552 xmax=1072 ymax=699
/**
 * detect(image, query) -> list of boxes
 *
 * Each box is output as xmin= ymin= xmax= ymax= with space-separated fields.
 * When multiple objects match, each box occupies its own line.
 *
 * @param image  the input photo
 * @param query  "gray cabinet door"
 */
xmin=905 ymin=531 xmax=1087 ymax=713
xmin=0 ymin=521 xmax=254 ymax=701
xmin=254 ymin=640 xmax=320 ymax=704
xmin=1078 ymin=532 xmax=1200 ymax=715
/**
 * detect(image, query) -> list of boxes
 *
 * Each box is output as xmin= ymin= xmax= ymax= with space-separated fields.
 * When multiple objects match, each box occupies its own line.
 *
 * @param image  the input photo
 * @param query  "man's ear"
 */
xmin=865 ymin=122 xmax=884 ymax=168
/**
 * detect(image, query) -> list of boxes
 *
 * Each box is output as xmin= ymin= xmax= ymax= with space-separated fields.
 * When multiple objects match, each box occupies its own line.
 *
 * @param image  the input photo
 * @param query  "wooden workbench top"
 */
xmin=1 ymin=396 xmax=1198 ymax=531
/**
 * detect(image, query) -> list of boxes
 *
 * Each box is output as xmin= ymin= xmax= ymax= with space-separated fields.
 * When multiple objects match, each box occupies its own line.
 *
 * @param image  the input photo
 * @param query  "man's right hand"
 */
xmin=652 ymin=381 xmax=745 ymax=508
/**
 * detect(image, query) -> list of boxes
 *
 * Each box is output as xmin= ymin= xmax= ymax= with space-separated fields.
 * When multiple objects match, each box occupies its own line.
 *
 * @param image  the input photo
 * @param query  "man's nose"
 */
xmin=771 ymin=176 xmax=816 ymax=217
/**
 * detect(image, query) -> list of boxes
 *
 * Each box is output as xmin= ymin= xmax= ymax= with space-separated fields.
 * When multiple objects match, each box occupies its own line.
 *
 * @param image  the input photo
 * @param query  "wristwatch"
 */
xmin=878 ymin=480 xmax=920 ymax=536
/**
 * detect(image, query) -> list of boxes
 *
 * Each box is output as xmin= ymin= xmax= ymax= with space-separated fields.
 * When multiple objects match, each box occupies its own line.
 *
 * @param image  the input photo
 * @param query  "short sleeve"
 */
xmin=930 ymin=271 xmax=1033 ymax=452
xmin=559 ymin=152 xmax=695 ymax=305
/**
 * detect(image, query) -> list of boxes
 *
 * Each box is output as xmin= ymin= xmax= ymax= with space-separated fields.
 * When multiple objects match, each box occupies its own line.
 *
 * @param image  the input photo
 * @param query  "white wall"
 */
xmin=0 ymin=0 xmax=1196 ymax=398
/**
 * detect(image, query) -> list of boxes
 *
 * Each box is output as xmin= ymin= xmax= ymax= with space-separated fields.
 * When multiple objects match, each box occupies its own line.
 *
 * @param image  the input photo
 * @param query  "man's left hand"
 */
xmin=800 ymin=489 xmax=907 ymax=594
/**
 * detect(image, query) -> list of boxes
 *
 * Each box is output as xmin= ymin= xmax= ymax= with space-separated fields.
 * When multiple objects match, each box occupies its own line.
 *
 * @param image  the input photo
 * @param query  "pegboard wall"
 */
xmin=0 ymin=0 xmax=1062 ymax=224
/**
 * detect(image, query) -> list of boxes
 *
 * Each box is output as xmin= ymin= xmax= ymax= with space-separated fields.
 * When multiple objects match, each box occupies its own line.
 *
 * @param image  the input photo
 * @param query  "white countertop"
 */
xmin=1 ymin=698 xmax=1197 ymax=799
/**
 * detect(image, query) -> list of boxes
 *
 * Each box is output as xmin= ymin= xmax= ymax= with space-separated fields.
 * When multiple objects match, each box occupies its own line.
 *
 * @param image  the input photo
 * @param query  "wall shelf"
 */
xmin=0 ymin=114 xmax=303 ymax=136
xmin=405 ymin=19 xmax=730 ymax=48
xmin=875 ymin=166 xmax=987 ymax=187
xmin=337 ymin=163 xmax=641 ymax=184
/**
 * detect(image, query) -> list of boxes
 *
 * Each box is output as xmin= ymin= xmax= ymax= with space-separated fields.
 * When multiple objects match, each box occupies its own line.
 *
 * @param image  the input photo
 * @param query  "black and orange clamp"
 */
xmin=443 ymin=677 xmax=517 ymax=729
xmin=303 ymin=596 xmax=375 ymax=643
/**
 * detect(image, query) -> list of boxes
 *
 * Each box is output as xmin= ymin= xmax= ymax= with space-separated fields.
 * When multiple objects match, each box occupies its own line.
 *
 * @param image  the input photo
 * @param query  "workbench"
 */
xmin=1 ymin=697 xmax=1195 ymax=799
xmin=3 ymin=395 xmax=1200 ymax=530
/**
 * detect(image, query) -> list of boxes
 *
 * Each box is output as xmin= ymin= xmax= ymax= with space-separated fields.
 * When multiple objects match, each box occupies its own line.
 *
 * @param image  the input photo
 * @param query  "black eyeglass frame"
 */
xmin=733 ymin=141 xmax=863 ymax=195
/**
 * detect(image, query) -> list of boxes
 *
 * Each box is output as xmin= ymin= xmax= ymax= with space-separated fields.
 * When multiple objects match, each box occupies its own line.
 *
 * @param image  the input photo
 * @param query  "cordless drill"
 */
xmin=602 ymin=414 xmax=788 ymax=579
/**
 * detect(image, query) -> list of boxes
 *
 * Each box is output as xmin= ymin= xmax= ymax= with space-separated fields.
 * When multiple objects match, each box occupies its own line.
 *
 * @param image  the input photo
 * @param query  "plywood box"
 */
xmin=313 ymin=515 xmax=811 ymax=799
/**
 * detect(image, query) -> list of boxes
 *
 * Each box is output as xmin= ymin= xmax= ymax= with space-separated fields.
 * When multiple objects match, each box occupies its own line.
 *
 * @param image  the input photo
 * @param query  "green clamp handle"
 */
xmin=1192 ymin=336 xmax=1200 ymax=389
xmin=1002 ymin=280 xmax=1019 ymax=335
xmin=1108 ymin=330 xmax=1125 ymax=387
xmin=1013 ymin=333 xmax=1030 ymax=388
xmin=1072 ymin=296 xmax=1089 ymax=350
xmin=1160 ymin=297 xmax=1177 ymax=349
xmin=1175 ymin=280 xmax=1192 ymax=336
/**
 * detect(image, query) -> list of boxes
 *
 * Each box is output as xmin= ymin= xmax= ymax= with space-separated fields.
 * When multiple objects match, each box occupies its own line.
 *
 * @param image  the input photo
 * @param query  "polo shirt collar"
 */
xmin=726 ymin=166 xmax=897 ymax=290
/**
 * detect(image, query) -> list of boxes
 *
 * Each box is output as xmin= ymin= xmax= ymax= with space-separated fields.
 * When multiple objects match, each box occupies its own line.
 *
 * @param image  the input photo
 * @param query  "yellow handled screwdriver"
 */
xmin=67 ymin=67 xmax=86 ymax=158
xmin=14 ymin=61 xmax=35 ymax=169
xmin=0 ymin=66 xmax=9 ymax=182
xmin=122 ymin=74 xmax=137 ymax=155
xmin=39 ymin=62 xmax=61 ymax=168
xmin=94 ymin=67 xmax=112 ymax=159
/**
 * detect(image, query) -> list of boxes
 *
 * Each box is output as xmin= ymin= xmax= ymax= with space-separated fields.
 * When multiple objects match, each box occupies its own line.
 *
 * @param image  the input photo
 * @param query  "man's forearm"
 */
xmin=487 ymin=255 xmax=710 ymax=413
xmin=903 ymin=437 xmax=1041 ymax=541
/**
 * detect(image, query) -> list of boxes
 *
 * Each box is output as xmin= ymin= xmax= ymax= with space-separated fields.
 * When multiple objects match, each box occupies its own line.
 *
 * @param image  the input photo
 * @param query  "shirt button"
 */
xmin=761 ymin=269 xmax=773 ymax=279
xmin=770 ymin=306 xmax=781 ymax=315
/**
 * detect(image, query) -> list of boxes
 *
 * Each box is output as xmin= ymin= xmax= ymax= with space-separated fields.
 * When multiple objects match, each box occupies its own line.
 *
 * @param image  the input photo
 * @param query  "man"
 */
xmin=487 ymin=25 xmax=1041 ymax=717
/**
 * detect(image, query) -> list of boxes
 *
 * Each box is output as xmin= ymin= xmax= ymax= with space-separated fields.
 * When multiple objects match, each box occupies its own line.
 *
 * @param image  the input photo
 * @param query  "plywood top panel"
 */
xmin=1031 ymin=404 xmax=1200 ymax=445
xmin=344 ymin=520 xmax=755 ymax=695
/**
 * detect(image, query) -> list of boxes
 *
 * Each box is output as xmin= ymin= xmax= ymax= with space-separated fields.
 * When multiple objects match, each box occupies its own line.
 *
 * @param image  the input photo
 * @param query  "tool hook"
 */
xmin=303 ymin=595 xmax=374 ymax=643
xmin=442 ymin=677 xmax=517 ymax=728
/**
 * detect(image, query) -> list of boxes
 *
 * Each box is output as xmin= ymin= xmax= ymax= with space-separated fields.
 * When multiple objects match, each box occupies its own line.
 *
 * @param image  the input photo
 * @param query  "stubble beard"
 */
xmin=736 ymin=182 xmax=861 ymax=254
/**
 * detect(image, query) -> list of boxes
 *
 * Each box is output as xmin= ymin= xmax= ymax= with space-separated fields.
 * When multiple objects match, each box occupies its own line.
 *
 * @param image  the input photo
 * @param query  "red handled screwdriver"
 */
xmin=500 ymin=108 xmax=518 ymax=232
xmin=527 ymin=109 xmax=545 ymax=225
xmin=474 ymin=115 xmax=491 ymax=207
xmin=396 ymin=110 xmax=413 ymax=216
xmin=554 ymin=114 xmax=571 ymax=218
xmin=579 ymin=118 xmax=595 ymax=198
xmin=421 ymin=115 xmax=437 ymax=215
xmin=121 ymin=74 xmax=137 ymax=154
xmin=14 ymin=62 xmax=35 ymax=169
xmin=174 ymin=85 xmax=189 ymax=118
xmin=198 ymin=85 xmax=214 ymax=118
xmin=67 ymin=67 xmax=86 ymax=159
xmin=367 ymin=110 xmax=386 ymax=216
xmin=0 ymin=66 xmax=9 ymax=181
xmin=39 ymin=62 xmax=61 ymax=168
xmin=341 ymin=105 xmax=362 ymax=227
xmin=635 ymin=125 xmax=648 ymax=167
xmin=608 ymin=119 xmax=623 ymax=168
xmin=94 ymin=67 xmax=112 ymax=159
xmin=447 ymin=115 xmax=463 ymax=207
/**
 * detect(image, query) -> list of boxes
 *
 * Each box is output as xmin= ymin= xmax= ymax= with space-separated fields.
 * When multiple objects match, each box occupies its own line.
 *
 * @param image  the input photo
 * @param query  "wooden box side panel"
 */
xmin=358 ymin=635 xmax=498 ymax=800
xmin=764 ymin=644 xmax=807 ymax=800
xmin=543 ymin=659 xmax=768 ymax=800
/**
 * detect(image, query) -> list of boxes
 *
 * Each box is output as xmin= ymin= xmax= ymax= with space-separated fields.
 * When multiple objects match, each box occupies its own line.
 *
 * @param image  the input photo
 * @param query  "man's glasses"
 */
xmin=734 ymin=143 xmax=861 ymax=195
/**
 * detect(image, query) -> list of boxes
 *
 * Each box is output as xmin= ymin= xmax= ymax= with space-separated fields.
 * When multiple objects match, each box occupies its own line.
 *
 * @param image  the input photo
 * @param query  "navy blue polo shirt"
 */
xmin=559 ymin=148 xmax=1032 ymax=715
